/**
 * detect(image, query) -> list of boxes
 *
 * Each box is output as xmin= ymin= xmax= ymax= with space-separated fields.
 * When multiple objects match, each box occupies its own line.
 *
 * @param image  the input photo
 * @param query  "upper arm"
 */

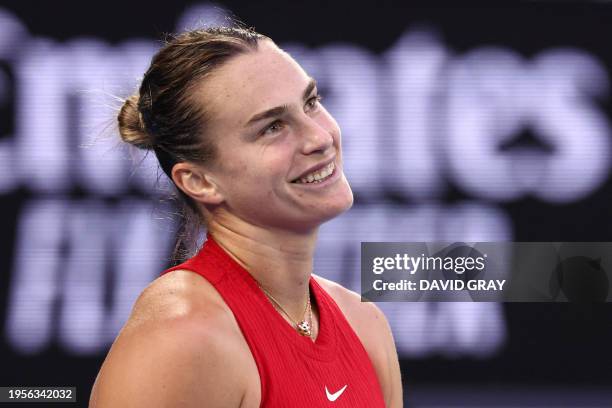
xmin=90 ymin=318 xmax=246 ymax=408
xmin=90 ymin=274 xmax=248 ymax=408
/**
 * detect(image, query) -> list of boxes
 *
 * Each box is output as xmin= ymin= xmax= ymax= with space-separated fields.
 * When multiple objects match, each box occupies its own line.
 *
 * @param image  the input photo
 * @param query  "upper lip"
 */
xmin=291 ymin=157 xmax=335 ymax=182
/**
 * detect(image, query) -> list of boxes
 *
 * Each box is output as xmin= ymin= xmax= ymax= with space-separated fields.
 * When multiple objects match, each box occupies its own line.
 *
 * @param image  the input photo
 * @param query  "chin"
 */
xmin=339 ymin=177 xmax=355 ymax=210
xmin=319 ymin=185 xmax=355 ymax=223
xmin=337 ymin=190 xmax=354 ymax=214
xmin=282 ymin=198 xmax=354 ymax=232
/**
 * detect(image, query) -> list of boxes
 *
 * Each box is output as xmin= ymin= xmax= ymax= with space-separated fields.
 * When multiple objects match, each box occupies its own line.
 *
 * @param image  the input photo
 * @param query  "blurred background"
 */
xmin=1 ymin=1 xmax=611 ymax=406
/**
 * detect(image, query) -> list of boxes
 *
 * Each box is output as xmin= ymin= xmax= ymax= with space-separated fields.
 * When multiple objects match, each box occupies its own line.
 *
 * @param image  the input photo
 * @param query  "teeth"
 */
xmin=296 ymin=162 xmax=335 ymax=184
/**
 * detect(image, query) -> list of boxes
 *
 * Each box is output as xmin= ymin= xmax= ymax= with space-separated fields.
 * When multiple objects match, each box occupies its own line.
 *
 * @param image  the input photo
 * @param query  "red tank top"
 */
xmin=162 ymin=234 xmax=386 ymax=407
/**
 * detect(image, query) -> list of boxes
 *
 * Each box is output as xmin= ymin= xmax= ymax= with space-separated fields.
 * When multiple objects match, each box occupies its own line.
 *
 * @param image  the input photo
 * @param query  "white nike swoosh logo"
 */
xmin=325 ymin=385 xmax=348 ymax=402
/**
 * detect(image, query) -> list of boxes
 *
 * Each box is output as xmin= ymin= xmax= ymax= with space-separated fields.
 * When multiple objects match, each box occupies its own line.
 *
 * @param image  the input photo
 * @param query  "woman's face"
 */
xmin=198 ymin=40 xmax=353 ymax=232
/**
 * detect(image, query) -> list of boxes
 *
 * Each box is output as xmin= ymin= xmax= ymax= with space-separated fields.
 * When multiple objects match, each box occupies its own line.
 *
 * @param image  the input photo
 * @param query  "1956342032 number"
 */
xmin=1 ymin=387 xmax=76 ymax=402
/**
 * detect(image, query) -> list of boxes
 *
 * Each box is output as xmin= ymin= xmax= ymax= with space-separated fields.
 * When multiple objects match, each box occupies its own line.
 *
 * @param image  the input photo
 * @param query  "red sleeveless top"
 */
xmin=162 ymin=234 xmax=386 ymax=407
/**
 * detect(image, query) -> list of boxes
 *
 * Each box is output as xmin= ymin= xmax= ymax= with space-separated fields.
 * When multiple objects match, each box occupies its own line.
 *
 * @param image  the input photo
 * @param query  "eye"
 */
xmin=305 ymin=94 xmax=322 ymax=112
xmin=262 ymin=120 xmax=284 ymax=135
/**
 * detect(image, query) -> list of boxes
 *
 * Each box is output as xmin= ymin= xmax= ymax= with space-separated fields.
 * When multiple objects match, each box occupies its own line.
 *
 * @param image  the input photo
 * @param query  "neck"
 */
xmin=206 ymin=215 xmax=318 ymax=319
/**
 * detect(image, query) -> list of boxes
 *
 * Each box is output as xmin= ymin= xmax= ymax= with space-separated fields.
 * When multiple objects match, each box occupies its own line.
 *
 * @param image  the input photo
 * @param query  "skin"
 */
xmin=90 ymin=39 xmax=403 ymax=408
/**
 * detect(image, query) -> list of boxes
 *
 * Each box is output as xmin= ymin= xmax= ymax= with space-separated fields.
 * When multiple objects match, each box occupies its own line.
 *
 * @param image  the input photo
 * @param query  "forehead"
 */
xmin=198 ymin=40 xmax=311 ymax=127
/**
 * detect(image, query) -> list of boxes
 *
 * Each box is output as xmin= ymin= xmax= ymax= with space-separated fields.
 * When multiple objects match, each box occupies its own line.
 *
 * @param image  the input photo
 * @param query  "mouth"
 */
xmin=291 ymin=161 xmax=336 ymax=185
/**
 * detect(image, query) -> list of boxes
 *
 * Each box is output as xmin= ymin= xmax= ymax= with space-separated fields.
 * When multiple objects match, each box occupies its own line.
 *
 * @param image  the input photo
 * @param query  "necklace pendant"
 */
xmin=297 ymin=320 xmax=311 ymax=336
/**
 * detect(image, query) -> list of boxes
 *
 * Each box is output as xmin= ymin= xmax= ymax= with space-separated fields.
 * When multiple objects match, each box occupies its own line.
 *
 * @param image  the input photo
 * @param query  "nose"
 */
xmin=299 ymin=116 xmax=334 ymax=155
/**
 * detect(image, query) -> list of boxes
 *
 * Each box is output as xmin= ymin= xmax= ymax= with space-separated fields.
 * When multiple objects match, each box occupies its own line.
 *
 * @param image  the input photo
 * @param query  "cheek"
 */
xmin=260 ymin=142 xmax=295 ymax=176
xmin=226 ymin=148 xmax=290 ymax=191
xmin=222 ymin=160 xmax=249 ymax=184
xmin=214 ymin=153 xmax=255 ymax=197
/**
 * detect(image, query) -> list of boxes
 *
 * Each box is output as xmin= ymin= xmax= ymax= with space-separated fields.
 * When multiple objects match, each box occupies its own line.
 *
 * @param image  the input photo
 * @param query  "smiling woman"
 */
xmin=89 ymin=25 xmax=402 ymax=408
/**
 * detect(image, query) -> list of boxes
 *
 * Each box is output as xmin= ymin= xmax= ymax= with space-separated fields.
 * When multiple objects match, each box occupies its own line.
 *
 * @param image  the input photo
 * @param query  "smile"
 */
xmin=293 ymin=162 xmax=335 ymax=184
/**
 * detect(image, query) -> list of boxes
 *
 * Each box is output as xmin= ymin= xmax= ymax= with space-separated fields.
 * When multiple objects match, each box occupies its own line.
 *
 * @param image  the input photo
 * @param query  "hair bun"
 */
xmin=118 ymin=94 xmax=153 ymax=150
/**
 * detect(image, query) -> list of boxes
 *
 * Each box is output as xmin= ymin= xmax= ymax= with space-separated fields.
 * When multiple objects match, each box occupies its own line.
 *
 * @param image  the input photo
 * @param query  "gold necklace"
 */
xmin=257 ymin=283 xmax=313 ymax=339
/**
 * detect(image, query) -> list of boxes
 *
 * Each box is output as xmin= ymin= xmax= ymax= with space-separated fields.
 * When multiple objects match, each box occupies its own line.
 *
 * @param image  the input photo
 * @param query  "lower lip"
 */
xmin=292 ymin=164 xmax=340 ymax=188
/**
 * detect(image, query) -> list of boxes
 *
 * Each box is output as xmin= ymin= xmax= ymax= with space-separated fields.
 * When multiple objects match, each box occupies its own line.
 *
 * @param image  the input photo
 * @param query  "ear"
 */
xmin=171 ymin=162 xmax=224 ymax=205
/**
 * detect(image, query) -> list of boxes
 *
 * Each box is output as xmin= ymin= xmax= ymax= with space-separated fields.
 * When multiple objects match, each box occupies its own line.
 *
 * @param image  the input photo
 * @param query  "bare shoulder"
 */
xmin=90 ymin=270 xmax=259 ymax=408
xmin=313 ymin=274 xmax=403 ymax=408
xmin=124 ymin=269 xmax=232 ymax=330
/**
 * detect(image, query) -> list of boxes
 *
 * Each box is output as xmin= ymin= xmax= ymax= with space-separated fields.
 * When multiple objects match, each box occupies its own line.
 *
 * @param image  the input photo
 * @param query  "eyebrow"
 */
xmin=245 ymin=78 xmax=317 ymax=127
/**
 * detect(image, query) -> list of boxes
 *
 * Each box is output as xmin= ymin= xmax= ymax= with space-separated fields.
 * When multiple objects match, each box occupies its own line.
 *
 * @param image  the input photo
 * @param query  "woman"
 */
xmin=90 ymin=26 xmax=402 ymax=407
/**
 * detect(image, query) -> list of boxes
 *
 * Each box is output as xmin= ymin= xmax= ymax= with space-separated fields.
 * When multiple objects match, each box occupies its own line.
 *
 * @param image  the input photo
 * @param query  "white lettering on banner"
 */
xmin=0 ymin=9 xmax=27 ymax=193
xmin=14 ymin=38 xmax=161 ymax=195
xmin=383 ymin=30 xmax=448 ymax=199
xmin=59 ymin=199 xmax=173 ymax=353
xmin=0 ymin=7 xmax=608 ymax=199
xmin=6 ymin=199 xmax=171 ymax=354
xmin=59 ymin=200 xmax=108 ymax=353
xmin=445 ymin=48 xmax=610 ymax=203
xmin=16 ymin=40 xmax=71 ymax=192
xmin=0 ymin=3 xmax=609 ymax=356
xmin=6 ymin=200 xmax=65 ymax=354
